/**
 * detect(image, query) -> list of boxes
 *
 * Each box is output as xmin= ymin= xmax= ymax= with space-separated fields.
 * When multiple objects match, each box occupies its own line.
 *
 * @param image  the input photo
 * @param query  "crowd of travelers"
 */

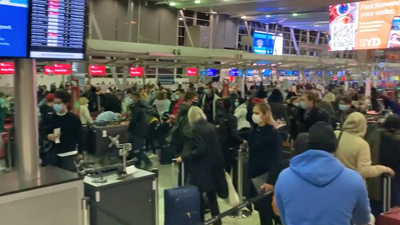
xmin=1 ymin=79 xmax=400 ymax=225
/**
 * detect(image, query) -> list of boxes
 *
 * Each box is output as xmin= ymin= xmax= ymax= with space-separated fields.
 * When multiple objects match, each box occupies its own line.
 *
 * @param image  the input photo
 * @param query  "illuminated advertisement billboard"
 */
xmin=329 ymin=0 xmax=400 ymax=51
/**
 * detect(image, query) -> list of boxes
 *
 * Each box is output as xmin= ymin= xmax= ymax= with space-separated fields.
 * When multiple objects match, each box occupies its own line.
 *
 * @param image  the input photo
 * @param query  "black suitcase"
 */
xmin=87 ymin=124 xmax=129 ymax=157
xmin=158 ymin=144 xmax=174 ymax=164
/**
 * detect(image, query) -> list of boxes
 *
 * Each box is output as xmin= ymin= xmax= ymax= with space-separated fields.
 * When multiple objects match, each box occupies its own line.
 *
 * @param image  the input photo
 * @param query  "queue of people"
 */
xmin=4 ymin=79 xmax=400 ymax=225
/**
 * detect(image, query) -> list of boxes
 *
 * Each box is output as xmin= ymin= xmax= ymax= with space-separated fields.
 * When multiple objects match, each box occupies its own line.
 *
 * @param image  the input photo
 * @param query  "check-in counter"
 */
xmin=0 ymin=167 xmax=84 ymax=225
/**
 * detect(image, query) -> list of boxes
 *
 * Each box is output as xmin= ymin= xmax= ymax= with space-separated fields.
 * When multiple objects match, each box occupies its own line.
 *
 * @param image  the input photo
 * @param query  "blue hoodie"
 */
xmin=275 ymin=150 xmax=370 ymax=225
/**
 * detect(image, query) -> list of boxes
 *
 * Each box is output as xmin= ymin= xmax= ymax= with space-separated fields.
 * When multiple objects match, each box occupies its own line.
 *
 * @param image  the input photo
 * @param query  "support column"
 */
xmin=209 ymin=15 xmax=214 ymax=49
xmin=14 ymin=59 xmax=40 ymax=181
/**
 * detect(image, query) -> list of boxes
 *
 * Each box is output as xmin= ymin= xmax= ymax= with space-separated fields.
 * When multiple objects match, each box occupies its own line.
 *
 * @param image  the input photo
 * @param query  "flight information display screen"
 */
xmin=30 ymin=0 xmax=86 ymax=59
xmin=0 ymin=0 xmax=29 ymax=57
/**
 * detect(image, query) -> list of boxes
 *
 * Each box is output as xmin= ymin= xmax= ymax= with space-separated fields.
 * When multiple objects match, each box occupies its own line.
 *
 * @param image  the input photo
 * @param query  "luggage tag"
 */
xmin=102 ymin=130 xmax=107 ymax=137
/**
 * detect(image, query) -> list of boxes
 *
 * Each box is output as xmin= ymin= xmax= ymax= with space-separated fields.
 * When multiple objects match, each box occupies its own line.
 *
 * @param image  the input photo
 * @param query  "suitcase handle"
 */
xmin=172 ymin=161 xmax=184 ymax=187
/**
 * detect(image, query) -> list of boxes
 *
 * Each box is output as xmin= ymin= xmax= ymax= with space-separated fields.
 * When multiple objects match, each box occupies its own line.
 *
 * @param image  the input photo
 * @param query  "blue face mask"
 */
xmin=339 ymin=104 xmax=349 ymax=111
xmin=204 ymin=89 xmax=210 ymax=95
xmin=234 ymin=102 xmax=239 ymax=107
xmin=53 ymin=103 xmax=63 ymax=113
xmin=0 ymin=99 xmax=4 ymax=104
xmin=299 ymin=101 xmax=307 ymax=109
xmin=293 ymin=102 xmax=299 ymax=107
xmin=128 ymin=99 xmax=133 ymax=105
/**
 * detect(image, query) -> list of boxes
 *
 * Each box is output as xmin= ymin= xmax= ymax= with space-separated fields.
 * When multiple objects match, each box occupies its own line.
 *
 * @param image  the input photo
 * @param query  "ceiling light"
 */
xmin=241 ymin=16 xmax=247 ymax=19
xmin=169 ymin=2 xmax=176 ymax=6
xmin=223 ymin=0 xmax=229 ymax=1
xmin=292 ymin=13 xmax=298 ymax=16
xmin=265 ymin=15 xmax=270 ymax=17
xmin=194 ymin=0 xmax=200 ymax=3
xmin=179 ymin=17 xmax=183 ymax=20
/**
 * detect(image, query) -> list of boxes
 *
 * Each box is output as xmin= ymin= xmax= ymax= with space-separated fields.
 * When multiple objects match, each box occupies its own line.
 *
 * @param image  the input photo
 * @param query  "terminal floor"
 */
xmin=153 ymin=157 xmax=261 ymax=225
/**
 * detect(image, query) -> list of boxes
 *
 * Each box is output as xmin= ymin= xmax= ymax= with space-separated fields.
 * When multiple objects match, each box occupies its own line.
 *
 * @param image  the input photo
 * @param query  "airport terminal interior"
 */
xmin=1 ymin=0 xmax=400 ymax=224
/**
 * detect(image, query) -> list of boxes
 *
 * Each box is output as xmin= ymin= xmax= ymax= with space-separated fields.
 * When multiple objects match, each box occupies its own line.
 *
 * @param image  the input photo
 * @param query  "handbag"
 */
xmin=223 ymin=172 xmax=240 ymax=207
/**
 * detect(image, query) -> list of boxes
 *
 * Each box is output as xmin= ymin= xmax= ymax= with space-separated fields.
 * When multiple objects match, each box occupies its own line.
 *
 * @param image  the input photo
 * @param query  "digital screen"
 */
xmin=292 ymin=70 xmax=299 ymax=76
xmin=30 ymin=0 xmax=86 ymax=59
xmin=262 ymin=69 xmax=271 ymax=76
xmin=327 ymin=71 xmax=332 ymax=76
xmin=329 ymin=0 xmax=400 ymax=51
xmin=278 ymin=70 xmax=285 ymax=76
xmin=316 ymin=70 xmax=322 ymax=76
xmin=273 ymin=35 xmax=283 ymax=55
xmin=304 ymin=70 xmax=310 ymax=76
xmin=253 ymin=31 xmax=267 ymax=54
xmin=229 ymin=69 xmax=238 ymax=76
xmin=0 ymin=0 xmax=29 ymax=57
xmin=201 ymin=68 xmax=217 ymax=76
xmin=285 ymin=70 xmax=292 ymax=76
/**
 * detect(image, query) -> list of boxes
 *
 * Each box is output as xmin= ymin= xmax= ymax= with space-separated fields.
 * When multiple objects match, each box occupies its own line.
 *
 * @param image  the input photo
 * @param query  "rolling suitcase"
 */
xmin=164 ymin=162 xmax=201 ymax=225
xmin=377 ymin=176 xmax=400 ymax=225
xmin=87 ymin=124 xmax=129 ymax=157
xmin=158 ymin=144 xmax=174 ymax=164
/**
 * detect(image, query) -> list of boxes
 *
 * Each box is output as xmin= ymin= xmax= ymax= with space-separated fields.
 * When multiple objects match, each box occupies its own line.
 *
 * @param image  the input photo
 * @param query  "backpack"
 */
xmin=166 ymin=115 xmax=187 ymax=146
xmin=214 ymin=114 xmax=230 ymax=144
xmin=145 ymin=105 xmax=160 ymax=119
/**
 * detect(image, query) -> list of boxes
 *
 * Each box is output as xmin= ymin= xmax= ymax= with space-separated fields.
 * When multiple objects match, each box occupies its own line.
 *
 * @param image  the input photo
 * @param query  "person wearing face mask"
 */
xmin=128 ymin=92 xmax=153 ymax=170
xmin=234 ymin=97 xmax=251 ymax=134
xmin=287 ymin=96 xmax=300 ymax=140
xmin=79 ymin=97 xmax=93 ymax=125
xmin=337 ymin=96 xmax=357 ymax=126
xmin=46 ymin=90 xmax=84 ymax=172
xmin=171 ymin=89 xmax=185 ymax=116
xmin=298 ymin=91 xmax=331 ymax=133
xmin=200 ymin=83 xmax=221 ymax=123
xmin=170 ymin=91 xmax=199 ymax=186
xmin=247 ymin=102 xmax=282 ymax=225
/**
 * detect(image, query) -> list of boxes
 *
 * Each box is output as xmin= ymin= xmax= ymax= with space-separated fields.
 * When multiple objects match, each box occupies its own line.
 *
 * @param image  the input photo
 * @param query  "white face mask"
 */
xmin=252 ymin=114 xmax=262 ymax=124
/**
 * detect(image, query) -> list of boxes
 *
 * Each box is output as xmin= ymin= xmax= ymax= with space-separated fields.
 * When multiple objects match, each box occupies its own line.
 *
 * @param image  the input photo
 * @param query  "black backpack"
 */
xmin=214 ymin=114 xmax=230 ymax=144
xmin=145 ymin=105 xmax=160 ymax=119
xmin=166 ymin=115 xmax=187 ymax=146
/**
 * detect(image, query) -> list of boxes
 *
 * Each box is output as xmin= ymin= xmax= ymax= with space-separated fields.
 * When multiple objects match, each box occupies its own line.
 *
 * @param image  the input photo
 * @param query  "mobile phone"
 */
xmin=387 ymin=16 xmax=400 ymax=48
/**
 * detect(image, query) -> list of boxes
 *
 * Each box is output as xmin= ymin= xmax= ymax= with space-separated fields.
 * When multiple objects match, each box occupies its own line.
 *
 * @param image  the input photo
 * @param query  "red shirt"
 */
xmin=172 ymin=99 xmax=184 ymax=116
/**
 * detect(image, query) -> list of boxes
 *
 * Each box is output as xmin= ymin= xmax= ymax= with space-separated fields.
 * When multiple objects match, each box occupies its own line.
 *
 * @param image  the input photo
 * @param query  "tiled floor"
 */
xmin=153 ymin=158 xmax=261 ymax=225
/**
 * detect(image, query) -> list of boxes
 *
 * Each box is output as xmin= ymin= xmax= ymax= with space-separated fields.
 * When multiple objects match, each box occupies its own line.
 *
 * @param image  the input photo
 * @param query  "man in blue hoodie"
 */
xmin=274 ymin=121 xmax=371 ymax=225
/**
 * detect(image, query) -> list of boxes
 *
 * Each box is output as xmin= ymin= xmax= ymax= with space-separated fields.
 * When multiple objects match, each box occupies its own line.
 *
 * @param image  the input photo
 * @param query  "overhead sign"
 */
xmin=158 ymin=75 xmax=175 ymax=85
xmin=285 ymin=70 xmax=292 ymax=76
xmin=327 ymin=71 xmax=332 ymax=76
xmin=229 ymin=69 xmax=238 ymax=76
xmin=329 ymin=1 xmax=400 ymax=51
xmin=0 ymin=62 xmax=14 ymax=74
xmin=263 ymin=69 xmax=271 ymax=76
xmin=89 ymin=65 xmax=106 ymax=76
xmin=201 ymin=69 xmax=217 ymax=76
xmin=278 ymin=70 xmax=285 ymax=76
xmin=129 ymin=67 xmax=144 ymax=76
xmin=186 ymin=67 xmax=197 ymax=76
xmin=304 ymin=70 xmax=310 ymax=76
xmin=0 ymin=1 xmax=29 ymax=57
xmin=29 ymin=0 xmax=87 ymax=59
xmin=316 ymin=70 xmax=322 ymax=76
xmin=44 ymin=66 xmax=54 ymax=75
xmin=53 ymin=64 xmax=71 ymax=75
xmin=292 ymin=70 xmax=299 ymax=76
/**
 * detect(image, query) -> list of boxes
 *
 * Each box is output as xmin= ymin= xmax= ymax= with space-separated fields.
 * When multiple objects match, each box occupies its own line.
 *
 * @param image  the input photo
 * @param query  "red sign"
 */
xmin=53 ymin=64 xmax=71 ymax=75
xmin=0 ymin=62 xmax=14 ymax=74
xmin=186 ymin=67 xmax=197 ymax=76
xmin=44 ymin=66 xmax=54 ymax=75
xmin=89 ymin=65 xmax=106 ymax=76
xmin=129 ymin=67 xmax=144 ymax=76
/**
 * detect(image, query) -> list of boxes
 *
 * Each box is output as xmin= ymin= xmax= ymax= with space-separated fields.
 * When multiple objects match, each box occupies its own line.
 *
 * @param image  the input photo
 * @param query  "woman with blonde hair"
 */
xmin=175 ymin=106 xmax=227 ymax=225
xmin=79 ymin=97 xmax=93 ymax=125
xmin=247 ymin=102 xmax=282 ymax=225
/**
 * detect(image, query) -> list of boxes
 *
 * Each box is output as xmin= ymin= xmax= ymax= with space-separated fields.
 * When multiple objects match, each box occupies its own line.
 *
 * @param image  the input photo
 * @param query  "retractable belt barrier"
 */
xmin=203 ymin=191 xmax=272 ymax=225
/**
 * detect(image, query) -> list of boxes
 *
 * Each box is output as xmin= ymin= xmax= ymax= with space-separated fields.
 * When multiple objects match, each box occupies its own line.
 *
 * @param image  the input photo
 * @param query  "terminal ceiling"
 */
xmin=159 ymin=0 xmax=370 ymax=31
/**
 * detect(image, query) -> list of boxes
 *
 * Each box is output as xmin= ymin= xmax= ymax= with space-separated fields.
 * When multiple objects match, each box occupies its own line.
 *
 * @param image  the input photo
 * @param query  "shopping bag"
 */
xmin=223 ymin=172 xmax=240 ymax=207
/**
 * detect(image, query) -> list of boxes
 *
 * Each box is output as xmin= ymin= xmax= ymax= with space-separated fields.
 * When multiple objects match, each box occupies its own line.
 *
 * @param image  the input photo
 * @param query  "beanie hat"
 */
xmin=307 ymin=121 xmax=337 ymax=153
xmin=45 ymin=93 xmax=54 ymax=101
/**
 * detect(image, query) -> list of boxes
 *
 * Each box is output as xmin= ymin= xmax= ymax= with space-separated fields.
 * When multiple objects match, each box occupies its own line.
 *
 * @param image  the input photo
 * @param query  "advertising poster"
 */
xmin=0 ymin=0 xmax=29 ymax=57
xmin=69 ymin=80 xmax=80 ymax=116
xmin=329 ymin=0 xmax=400 ymax=51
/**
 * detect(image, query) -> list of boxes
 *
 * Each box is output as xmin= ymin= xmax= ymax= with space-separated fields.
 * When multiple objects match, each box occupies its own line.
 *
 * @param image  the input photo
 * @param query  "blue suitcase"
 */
xmin=164 ymin=163 xmax=201 ymax=225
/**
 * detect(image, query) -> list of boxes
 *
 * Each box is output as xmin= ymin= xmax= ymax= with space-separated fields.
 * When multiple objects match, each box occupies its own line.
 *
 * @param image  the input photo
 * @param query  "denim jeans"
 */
xmin=129 ymin=135 xmax=151 ymax=168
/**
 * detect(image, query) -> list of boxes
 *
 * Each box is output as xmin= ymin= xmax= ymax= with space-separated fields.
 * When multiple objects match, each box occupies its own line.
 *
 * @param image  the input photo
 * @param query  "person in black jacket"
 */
xmin=103 ymin=90 xmax=122 ymax=113
xmin=88 ymin=86 xmax=99 ymax=112
xmin=298 ymin=90 xmax=332 ymax=133
xmin=337 ymin=96 xmax=358 ymax=126
xmin=128 ymin=92 xmax=152 ymax=169
xmin=248 ymin=102 xmax=282 ymax=225
xmin=216 ymin=98 xmax=245 ymax=174
xmin=47 ymin=90 xmax=84 ymax=172
xmin=287 ymin=96 xmax=300 ymax=140
xmin=268 ymin=89 xmax=289 ymax=129
xmin=39 ymin=93 xmax=55 ymax=166
xmin=175 ymin=106 xmax=227 ymax=225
